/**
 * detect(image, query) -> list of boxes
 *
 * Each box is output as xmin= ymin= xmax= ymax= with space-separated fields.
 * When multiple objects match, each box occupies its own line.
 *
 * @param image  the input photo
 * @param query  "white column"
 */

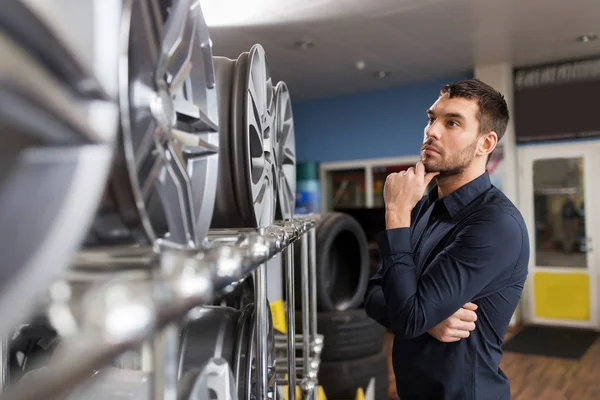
xmin=474 ymin=63 xmax=518 ymax=204
xmin=474 ymin=63 xmax=521 ymax=327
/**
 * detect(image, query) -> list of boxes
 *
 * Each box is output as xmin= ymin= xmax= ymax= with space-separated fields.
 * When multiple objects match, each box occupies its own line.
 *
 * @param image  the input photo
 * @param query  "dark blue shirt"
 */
xmin=364 ymin=171 xmax=529 ymax=400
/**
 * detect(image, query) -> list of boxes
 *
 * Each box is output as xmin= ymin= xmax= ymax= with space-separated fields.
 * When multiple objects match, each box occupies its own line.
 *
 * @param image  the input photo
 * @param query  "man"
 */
xmin=364 ymin=79 xmax=529 ymax=400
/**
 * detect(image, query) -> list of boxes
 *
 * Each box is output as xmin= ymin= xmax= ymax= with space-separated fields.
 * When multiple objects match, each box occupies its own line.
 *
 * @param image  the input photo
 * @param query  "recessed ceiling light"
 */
xmin=356 ymin=61 xmax=366 ymax=71
xmin=295 ymin=39 xmax=315 ymax=50
xmin=577 ymin=33 xmax=598 ymax=43
xmin=376 ymin=71 xmax=390 ymax=79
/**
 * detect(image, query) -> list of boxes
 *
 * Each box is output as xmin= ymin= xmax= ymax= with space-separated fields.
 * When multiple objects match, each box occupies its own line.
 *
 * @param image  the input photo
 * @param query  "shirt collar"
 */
xmin=427 ymin=171 xmax=492 ymax=218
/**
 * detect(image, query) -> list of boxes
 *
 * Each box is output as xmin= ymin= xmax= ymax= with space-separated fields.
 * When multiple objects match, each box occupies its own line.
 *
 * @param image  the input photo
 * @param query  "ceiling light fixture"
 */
xmin=376 ymin=71 xmax=389 ymax=79
xmin=355 ymin=61 xmax=366 ymax=71
xmin=577 ymin=33 xmax=598 ymax=43
xmin=202 ymin=0 xmax=267 ymax=27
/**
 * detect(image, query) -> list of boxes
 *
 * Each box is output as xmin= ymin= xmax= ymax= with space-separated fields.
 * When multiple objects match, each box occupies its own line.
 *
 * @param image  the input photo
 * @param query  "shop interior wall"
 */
xmin=292 ymin=72 xmax=472 ymax=163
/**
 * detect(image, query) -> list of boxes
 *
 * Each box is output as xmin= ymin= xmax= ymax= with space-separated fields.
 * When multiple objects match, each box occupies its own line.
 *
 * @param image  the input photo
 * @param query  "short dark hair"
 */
xmin=440 ymin=78 xmax=509 ymax=141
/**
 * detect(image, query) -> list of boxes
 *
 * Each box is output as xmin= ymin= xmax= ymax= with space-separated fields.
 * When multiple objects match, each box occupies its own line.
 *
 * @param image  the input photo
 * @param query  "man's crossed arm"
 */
xmin=364 ymin=264 xmax=477 ymax=342
xmin=364 ymin=211 xmax=523 ymax=339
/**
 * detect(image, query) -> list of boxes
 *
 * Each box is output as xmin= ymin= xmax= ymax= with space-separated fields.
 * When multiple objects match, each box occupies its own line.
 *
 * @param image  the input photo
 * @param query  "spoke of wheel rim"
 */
xmin=248 ymin=91 xmax=262 ymax=142
xmin=148 ymin=0 xmax=165 ymax=42
xmin=281 ymin=174 xmax=295 ymax=203
xmin=251 ymin=157 xmax=265 ymax=174
xmin=160 ymin=145 xmax=196 ymax=245
xmin=282 ymin=119 xmax=293 ymax=140
xmin=135 ymin=124 xmax=160 ymax=168
xmin=156 ymin=0 xmax=198 ymax=91
xmin=129 ymin=0 xmax=163 ymax=170
xmin=247 ymin=73 xmax=264 ymax=123
xmin=281 ymin=145 xmax=295 ymax=166
xmin=264 ymin=142 xmax=273 ymax=165
xmin=253 ymin=179 xmax=268 ymax=209
xmin=137 ymin=0 xmax=161 ymax=67
xmin=142 ymin=153 xmax=165 ymax=201
xmin=172 ymin=80 xmax=218 ymax=145
xmin=174 ymin=99 xmax=218 ymax=136
xmin=184 ymin=138 xmax=219 ymax=157
xmin=265 ymin=76 xmax=273 ymax=110
xmin=0 ymin=34 xmax=103 ymax=145
xmin=171 ymin=93 xmax=218 ymax=158
xmin=171 ymin=129 xmax=218 ymax=157
xmin=173 ymin=95 xmax=200 ymax=120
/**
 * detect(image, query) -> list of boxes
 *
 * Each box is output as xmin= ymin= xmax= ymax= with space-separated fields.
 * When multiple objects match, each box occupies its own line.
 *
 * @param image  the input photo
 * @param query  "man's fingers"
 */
xmin=448 ymin=315 xmax=476 ymax=331
xmin=415 ymin=161 xmax=425 ymax=176
xmin=440 ymin=336 xmax=461 ymax=343
xmin=454 ymin=320 xmax=476 ymax=332
xmin=416 ymin=161 xmax=439 ymax=185
xmin=462 ymin=302 xmax=478 ymax=311
xmin=456 ymin=308 xmax=478 ymax=322
xmin=450 ymin=329 xmax=471 ymax=339
xmin=441 ymin=329 xmax=471 ymax=342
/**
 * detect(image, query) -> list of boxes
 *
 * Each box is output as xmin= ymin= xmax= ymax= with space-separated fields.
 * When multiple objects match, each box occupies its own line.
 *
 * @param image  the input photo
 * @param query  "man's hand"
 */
xmin=384 ymin=161 xmax=439 ymax=229
xmin=427 ymin=303 xmax=478 ymax=343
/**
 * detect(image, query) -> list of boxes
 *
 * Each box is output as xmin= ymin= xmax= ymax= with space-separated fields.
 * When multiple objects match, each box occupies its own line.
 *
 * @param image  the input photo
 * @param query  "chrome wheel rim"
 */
xmin=211 ymin=45 xmax=276 ymax=229
xmin=110 ymin=0 xmax=218 ymax=249
xmin=273 ymin=82 xmax=297 ymax=220
xmin=236 ymin=46 xmax=276 ymax=228
xmin=0 ymin=1 xmax=118 ymax=336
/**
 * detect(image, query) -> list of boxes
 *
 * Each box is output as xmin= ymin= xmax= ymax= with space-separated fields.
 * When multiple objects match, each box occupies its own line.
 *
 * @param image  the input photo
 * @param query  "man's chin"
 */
xmin=422 ymin=161 xmax=440 ymax=174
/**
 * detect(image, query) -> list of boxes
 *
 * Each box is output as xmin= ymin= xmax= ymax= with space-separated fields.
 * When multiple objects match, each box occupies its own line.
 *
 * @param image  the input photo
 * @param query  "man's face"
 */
xmin=421 ymin=94 xmax=482 ymax=177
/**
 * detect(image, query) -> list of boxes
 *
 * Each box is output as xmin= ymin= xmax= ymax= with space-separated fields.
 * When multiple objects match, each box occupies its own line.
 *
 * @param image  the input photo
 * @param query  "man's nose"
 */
xmin=425 ymin=122 xmax=441 ymax=140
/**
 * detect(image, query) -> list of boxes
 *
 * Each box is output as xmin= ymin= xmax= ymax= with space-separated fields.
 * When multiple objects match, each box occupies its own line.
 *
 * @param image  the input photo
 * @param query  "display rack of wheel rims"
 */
xmin=293 ymin=212 xmax=389 ymax=400
xmin=0 ymin=1 xmax=322 ymax=400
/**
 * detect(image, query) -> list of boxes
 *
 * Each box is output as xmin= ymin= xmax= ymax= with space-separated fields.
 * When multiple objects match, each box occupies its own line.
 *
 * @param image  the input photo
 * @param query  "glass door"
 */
xmin=518 ymin=142 xmax=599 ymax=329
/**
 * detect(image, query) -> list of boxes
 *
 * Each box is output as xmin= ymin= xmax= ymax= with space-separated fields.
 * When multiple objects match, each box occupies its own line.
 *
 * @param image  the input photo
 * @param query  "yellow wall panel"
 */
xmin=534 ymin=271 xmax=590 ymax=321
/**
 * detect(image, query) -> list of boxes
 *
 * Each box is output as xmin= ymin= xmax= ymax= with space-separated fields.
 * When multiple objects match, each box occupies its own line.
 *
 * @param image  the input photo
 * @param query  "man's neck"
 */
xmin=437 ymin=167 xmax=486 ymax=198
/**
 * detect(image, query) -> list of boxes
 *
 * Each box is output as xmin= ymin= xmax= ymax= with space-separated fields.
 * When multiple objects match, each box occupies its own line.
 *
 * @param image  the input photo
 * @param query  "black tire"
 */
xmin=295 ymin=308 xmax=385 ymax=361
xmin=295 ymin=212 xmax=369 ymax=312
xmin=318 ymin=350 xmax=389 ymax=400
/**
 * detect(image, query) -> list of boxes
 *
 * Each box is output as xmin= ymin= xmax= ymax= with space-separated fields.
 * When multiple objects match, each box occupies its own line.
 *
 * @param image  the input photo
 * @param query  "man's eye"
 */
xmin=447 ymin=121 xmax=459 ymax=127
xmin=427 ymin=117 xmax=435 ymax=124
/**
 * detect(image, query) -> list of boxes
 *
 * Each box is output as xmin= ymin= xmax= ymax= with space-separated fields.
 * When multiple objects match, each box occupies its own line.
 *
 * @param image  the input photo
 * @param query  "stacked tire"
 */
xmin=295 ymin=212 xmax=388 ymax=400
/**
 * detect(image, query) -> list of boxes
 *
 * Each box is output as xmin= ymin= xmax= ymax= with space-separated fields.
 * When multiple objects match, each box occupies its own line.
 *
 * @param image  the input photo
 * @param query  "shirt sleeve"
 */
xmin=364 ymin=263 xmax=392 ymax=330
xmin=377 ymin=209 xmax=524 ymax=339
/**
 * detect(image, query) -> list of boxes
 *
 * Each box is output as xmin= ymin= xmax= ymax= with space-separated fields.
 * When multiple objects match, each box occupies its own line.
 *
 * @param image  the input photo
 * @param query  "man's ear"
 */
xmin=478 ymin=131 xmax=498 ymax=156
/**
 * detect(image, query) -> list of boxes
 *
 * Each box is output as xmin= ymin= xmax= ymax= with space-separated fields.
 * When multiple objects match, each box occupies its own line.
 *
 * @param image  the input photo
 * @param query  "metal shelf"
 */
xmin=1 ymin=215 xmax=321 ymax=400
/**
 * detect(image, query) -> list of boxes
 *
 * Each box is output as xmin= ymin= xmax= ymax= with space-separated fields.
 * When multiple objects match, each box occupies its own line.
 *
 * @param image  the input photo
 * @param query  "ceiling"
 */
xmin=201 ymin=0 xmax=600 ymax=100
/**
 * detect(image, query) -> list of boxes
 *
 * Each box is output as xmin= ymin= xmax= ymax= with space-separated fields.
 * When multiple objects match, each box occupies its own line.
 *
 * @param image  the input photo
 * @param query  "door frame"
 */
xmin=518 ymin=140 xmax=600 ymax=330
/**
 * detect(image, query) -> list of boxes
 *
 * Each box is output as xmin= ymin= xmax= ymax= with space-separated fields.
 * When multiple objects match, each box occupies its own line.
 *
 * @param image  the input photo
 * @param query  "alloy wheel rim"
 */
xmin=274 ymin=81 xmax=297 ymax=220
xmin=232 ymin=45 xmax=276 ymax=228
xmin=119 ymin=0 xmax=219 ymax=249
xmin=0 ymin=1 xmax=119 ymax=336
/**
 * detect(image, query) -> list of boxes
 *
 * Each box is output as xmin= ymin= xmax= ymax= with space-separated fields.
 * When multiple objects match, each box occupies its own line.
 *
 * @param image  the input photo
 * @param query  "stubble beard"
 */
xmin=422 ymin=141 xmax=477 ymax=178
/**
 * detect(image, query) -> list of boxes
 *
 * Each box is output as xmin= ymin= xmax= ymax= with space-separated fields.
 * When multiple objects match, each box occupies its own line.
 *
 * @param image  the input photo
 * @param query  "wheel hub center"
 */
xmin=150 ymin=88 xmax=177 ymax=138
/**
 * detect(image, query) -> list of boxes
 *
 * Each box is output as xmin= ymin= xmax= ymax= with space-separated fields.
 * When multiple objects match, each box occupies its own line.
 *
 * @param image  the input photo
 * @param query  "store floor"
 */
xmin=385 ymin=326 xmax=600 ymax=399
